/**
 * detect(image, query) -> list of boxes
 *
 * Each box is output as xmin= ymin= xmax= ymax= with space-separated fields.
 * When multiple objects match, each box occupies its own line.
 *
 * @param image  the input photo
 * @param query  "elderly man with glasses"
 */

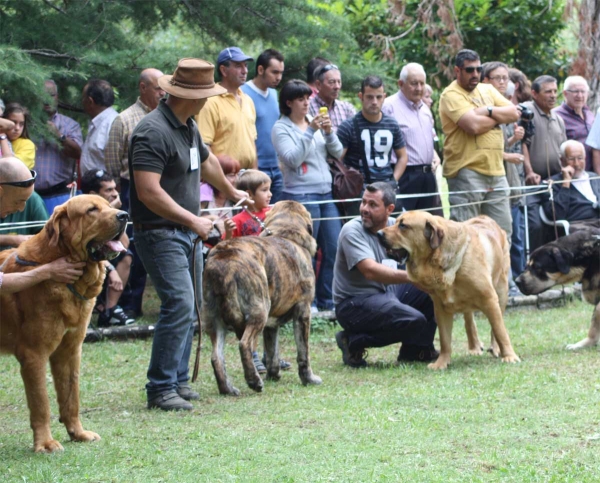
xmin=553 ymin=76 xmax=595 ymax=173
xmin=0 ymin=155 xmax=86 ymax=293
xmin=439 ymin=49 xmax=520 ymax=240
xmin=308 ymin=63 xmax=356 ymax=132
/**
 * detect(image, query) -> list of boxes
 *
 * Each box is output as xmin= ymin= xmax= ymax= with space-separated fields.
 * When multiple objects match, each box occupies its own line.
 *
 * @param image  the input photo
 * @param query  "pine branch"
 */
xmin=22 ymin=49 xmax=80 ymax=62
xmin=42 ymin=0 xmax=66 ymax=15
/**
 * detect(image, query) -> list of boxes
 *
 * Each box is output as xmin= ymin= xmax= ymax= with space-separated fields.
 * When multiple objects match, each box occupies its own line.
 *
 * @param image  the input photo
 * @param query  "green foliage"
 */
xmin=331 ymin=0 xmax=571 ymax=90
xmin=0 ymin=0 xmax=355 ymax=132
xmin=456 ymin=0 xmax=569 ymax=80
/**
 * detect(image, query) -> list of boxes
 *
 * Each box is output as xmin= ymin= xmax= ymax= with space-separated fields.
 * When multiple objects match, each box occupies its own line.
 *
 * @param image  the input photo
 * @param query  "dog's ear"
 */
xmin=424 ymin=221 xmax=444 ymax=249
xmin=46 ymin=205 xmax=67 ymax=247
xmin=552 ymin=247 xmax=572 ymax=274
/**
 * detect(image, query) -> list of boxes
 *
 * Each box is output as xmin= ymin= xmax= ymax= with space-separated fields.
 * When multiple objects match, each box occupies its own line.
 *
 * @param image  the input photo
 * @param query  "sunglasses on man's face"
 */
xmin=462 ymin=66 xmax=483 ymax=74
xmin=0 ymin=169 xmax=37 ymax=188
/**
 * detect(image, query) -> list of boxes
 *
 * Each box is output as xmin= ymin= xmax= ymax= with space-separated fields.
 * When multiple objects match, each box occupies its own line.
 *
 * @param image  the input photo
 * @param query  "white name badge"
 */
xmin=382 ymin=258 xmax=398 ymax=269
xmin=190 ymin=147 xmax=199 ymax=171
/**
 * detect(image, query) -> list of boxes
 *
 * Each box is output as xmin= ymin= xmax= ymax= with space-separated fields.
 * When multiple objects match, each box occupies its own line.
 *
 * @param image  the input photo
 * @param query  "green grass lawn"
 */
xmin=2 ymin=299 xmax=600 ymax=482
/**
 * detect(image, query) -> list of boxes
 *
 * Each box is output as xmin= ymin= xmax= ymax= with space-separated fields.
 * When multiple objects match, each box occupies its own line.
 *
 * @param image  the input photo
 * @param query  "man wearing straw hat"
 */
xmin=129 ymin=58 xmax=250 ymax=411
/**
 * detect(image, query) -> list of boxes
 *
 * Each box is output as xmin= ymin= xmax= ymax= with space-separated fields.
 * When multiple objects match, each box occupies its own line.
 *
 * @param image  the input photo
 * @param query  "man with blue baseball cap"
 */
xmin=197 ymin=47 xmax=258 ymax=170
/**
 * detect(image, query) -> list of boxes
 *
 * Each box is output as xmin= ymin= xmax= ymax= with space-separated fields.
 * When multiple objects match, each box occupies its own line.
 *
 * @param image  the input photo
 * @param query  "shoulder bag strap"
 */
xmin=353 ymin=114 xmax=371 ymax=184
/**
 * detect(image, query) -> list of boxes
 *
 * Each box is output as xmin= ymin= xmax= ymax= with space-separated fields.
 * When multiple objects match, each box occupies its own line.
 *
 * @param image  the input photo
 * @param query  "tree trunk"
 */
xmin=572 ymin=0 xmax=600 ymax=112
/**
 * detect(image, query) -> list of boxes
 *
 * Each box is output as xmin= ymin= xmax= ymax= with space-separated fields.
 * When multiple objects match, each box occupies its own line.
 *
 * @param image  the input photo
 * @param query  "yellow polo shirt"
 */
xmin=439 ymin=81 xmax=511 ymax=178
xmin=196 ymin=87 xmax=257 ymax=169
xmin=11 ymin=138 xmax=36 ymax=170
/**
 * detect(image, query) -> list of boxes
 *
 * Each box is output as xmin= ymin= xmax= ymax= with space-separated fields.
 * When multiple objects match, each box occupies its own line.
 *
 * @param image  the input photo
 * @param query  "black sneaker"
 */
xmin=147 ymin=391 xmax=193 ymax=411
xmin=398 ymin=344 xmax=439 ymax=363
xmin=252 ymin=351 xmax=267 ymax=374
xmin=97 ymin=306 xmax=135 ymax=327
xmin=335 ymin=331 xmax=367 ymax=368
xmin=176 ymin=384 xmax=200 ymax=401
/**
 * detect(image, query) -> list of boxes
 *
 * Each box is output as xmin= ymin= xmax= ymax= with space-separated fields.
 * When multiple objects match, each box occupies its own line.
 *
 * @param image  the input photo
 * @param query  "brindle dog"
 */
xmin=516 ymin=227 xmax=600 ymax=350
xmin=202 ymin=201 xmax=322 ymax=395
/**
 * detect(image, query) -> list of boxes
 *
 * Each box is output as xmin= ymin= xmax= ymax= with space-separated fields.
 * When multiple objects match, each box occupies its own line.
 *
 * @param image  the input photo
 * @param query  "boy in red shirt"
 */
xmin=224 ymin=169 xmax=272 ymax=238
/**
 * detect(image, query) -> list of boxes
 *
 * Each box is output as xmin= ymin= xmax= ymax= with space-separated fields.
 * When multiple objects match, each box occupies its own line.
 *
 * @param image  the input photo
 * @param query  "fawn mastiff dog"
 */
xmin=516 ymin=227 xmax=600 ymax=350
xmin=202 ymin=200 xmax=322 ymax=395
xmin=0 ymin=195 xmax=128 ymax=452
xmin=379 ymin=211 xmax=520 ymax=369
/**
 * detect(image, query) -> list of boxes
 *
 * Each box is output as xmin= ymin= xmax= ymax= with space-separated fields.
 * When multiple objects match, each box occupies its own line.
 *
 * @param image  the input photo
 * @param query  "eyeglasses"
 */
xmin=461 ymin=66 xmax=483 ymax=74
xmin=565 ymin=155 xmax=585 ymax=162
xmin=566 ymin=90 xmax=588 ymax=95
xmin=0 ymin=169 xmax=37 ymax=188
xmin=316 ymin=64 xmax=339 ymax=77
xmin=488 ymin=75 xmax=509 ymax=82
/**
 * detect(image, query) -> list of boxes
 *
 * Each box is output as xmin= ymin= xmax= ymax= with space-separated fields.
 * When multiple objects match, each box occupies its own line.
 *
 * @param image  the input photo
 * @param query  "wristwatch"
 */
xmin=487 ymin=106 xmax=493 ymax=117
xmin=0 ymin=134 xmax=7 ymax=140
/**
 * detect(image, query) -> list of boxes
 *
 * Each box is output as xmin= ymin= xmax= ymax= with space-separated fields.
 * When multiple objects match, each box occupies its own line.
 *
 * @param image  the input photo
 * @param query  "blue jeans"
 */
xmin=281 ymin=191 xmax=342 ymax=310
xmin=261 ymin=167 xmax=284 ymax=204
xmin=134 ymin=228 xmax=202 ymax=398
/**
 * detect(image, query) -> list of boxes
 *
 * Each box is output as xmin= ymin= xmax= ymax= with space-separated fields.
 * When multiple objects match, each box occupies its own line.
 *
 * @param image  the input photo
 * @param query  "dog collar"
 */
xmin=15 ymin=255 xmax=40 ymax=267
xmin=15 ymin=254 xmax=90 ymax=300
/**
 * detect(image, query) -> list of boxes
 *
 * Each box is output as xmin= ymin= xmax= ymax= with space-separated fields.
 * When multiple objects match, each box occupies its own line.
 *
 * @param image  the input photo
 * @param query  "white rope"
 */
xmin=2 ymin=175 xmax=598 ymax=231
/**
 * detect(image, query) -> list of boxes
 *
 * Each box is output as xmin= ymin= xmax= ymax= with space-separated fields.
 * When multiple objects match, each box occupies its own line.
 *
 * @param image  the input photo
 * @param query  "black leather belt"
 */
xmin=133 ymin=223 xmax=191 ymax=232
xmin=36 ymin=182 xmax=70 ymax=197
xmin=405 ymin=165 xmax=433 ymax=173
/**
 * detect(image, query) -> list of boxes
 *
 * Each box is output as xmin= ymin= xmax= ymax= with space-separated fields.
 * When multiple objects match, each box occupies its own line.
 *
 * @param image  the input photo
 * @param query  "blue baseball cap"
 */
xmin=217 ymin=47 xmax=254 ymax=66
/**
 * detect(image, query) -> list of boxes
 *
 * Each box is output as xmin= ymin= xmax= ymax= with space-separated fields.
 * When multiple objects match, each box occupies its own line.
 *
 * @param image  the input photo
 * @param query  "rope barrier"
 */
xmin=1 ymin=175 xmax=598 ymax=231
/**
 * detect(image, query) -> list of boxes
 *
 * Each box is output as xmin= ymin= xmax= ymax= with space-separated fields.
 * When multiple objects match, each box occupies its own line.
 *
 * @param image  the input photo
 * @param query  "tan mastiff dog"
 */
xmin=0 ymin=195 xmax=128 ymax=452
xmin=379 ymin=211 xmax=520 ymax=369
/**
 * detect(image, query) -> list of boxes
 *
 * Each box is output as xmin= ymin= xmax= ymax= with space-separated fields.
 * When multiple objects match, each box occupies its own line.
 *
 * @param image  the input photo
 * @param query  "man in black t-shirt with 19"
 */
xmin=337 ymin=75 xmax=407 ymax=215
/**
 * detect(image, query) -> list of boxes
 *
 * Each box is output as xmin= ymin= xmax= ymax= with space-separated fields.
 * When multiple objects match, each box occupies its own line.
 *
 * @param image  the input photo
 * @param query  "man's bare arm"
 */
xmin=356 ymin=258 xmax=410 ymax=285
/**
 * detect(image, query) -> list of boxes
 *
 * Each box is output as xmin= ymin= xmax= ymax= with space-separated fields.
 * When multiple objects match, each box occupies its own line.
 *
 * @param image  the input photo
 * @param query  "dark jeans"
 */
xmin=261 ymin=167 xmax=284 ymax=204
xmin=510 ymin=204 xmax=526 ymax=278
xmin=134 ymin=228 xmax=202 ymax=398
xmin=335 ymin=284 xmax=437 ymax=352
xmin=281 ymin=191 xmax=342 ymax=310
xmin=398 ymin=167 xmax=443 ymax=216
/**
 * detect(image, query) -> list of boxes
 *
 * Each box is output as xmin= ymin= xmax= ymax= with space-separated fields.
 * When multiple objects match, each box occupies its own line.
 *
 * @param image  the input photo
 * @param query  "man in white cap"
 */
xmin=197 ymin=46 xmax=258 ymax=169
xmin=129 ymin=58 xmax=249 ymax=411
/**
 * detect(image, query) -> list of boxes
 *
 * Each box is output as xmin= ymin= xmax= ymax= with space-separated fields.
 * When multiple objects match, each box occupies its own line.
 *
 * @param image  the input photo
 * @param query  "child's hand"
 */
xmin=224 ymin=219 xmax=236 ymax=240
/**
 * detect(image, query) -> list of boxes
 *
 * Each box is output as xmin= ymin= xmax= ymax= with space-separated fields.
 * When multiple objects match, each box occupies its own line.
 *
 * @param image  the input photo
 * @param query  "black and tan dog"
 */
xmin=516 ymin=227 xmax=600 ymax=350
xmin=379 ymin=211 xmax=520 ymax=369
xmin=0 ymin=195 xmax=128 ymax=452
xmin=202 ymin=200 xmax=322 ymax=395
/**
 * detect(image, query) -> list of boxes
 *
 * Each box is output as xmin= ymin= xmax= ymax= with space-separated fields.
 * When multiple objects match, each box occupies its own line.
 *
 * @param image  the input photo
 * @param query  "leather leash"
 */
xmin=191 ymin=236 xmax=203 ymax=383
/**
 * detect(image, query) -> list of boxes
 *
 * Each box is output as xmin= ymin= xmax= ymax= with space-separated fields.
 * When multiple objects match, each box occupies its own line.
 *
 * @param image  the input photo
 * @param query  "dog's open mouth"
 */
xmin=386 ymin=247 xmax=409 ymax=265
xmin=87 ymin=230 xmax=126 ymax=261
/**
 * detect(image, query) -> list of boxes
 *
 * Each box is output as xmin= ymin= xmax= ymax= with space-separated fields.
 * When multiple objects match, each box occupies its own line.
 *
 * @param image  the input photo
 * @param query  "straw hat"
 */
xmin=158 ymin=58 xmax=226 ymax=100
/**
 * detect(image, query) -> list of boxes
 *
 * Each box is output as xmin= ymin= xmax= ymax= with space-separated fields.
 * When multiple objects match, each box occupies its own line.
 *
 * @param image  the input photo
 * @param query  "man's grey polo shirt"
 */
xmin=523 ymin=100 xmax=567 ymax=179
xmin=129 ymin=99 xmax=210 ymax=225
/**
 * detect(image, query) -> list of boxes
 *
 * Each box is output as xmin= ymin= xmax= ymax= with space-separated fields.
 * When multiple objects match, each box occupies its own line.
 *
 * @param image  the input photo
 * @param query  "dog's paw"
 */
xmin=219 ymin=385 xmax=241 ymax=396
xmin=487 ymin=346 xmax=501 ymax=358
xmin=266 ymin=371 xmax=281 ymax=381
xmin=247 ymin=378 xmax=264 ymax=393
xmin=468 ymin=345 xmax=484 ymax=356
xmin=566 ymin=338 xmax=595 ymax=351
xmin=302 ymin=374 xmax=322 ymax=386
xmin=501 ymin=354 xmax=521 ymax=363
xmin=427 ymin=360 xmax=449 ymax=370
xmin=34 ymin=439 xmax=64 ymax=453
xmin=71 ymin=430 xmax=101 ymax=443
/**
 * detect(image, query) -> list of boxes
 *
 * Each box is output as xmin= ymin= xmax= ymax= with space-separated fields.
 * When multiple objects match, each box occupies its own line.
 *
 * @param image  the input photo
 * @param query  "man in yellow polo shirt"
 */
xmin=439 ymin=49 xmax=520 ymax=237
xmin=197 ymin=47 xmax=258 ymax=169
